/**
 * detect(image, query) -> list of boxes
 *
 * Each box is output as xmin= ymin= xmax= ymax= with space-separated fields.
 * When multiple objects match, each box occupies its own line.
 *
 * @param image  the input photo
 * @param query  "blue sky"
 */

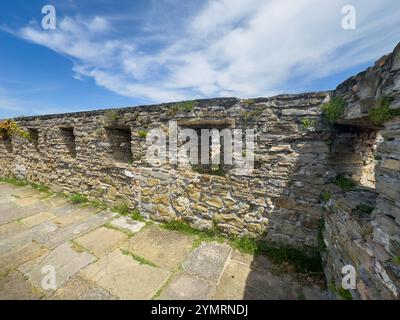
xmin=0 ymin=0 xmax=399 ymax=118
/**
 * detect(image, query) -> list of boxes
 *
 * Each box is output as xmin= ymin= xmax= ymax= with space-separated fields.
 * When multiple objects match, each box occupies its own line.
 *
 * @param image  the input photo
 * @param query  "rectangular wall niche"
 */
xmin=28 ymin=128 xmax=39 ymax=152
xmin=60 ymin=127 xmax=77 ymax=158
xmin=105 ymin=127 xmax=133 ymax=163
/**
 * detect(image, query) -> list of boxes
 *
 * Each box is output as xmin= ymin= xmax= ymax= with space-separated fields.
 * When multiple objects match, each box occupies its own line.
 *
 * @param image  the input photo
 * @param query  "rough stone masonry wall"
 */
xmin=0 ymin=93 xmax=332 ymax=247
xmin=323 ymin=42 xmax=400 ymax=299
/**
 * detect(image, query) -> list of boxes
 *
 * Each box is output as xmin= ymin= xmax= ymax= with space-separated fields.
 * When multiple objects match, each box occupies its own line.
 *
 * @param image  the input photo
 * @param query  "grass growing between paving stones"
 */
xmin=69 ymin=193 xmax=89 ymax=204
xmin=112 ymin=204 xmax=146 ymax=222
xmin=162 ymin=220 xmax=225 ymax=248
xmin=120 ymin=249 xmax=159 ymax=268
xmin=163 ymin=220 xmax=324 ymax=280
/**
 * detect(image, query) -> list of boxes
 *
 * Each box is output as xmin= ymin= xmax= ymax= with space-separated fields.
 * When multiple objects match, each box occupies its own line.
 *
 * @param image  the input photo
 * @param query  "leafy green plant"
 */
xmin=357 ymin=203 xmax=374 ymax=214
xmin=0 ymin=176 xmax=28 ymax=187
xmin=321 ymin=97 xmax=346 ymax=125
xmin=167 ymin=101 xmax=196 ymax=117
xmin=130 ymin=209 xmax=145 ymax=222
xmin=301 ymin=118 xmax=317 ymax=129
xmin=69 ymin=193 xmax=88 ymax=204
xmin=368 ymin=96 xmax=399 ymax=126
xmin=137 ymin=129 xmax=148 ymax=138
xmin=258 ymin=242 xmax=324 ymax=276
xmin=0 ymin=120 xmax=31 ymax=140
xmin=112 ymin=203 xmax=130 ymax=215
xmin=241 ymin=107 xmax=263 ymax=123
xmin=393 ymin=256 xmax=400 ymax=265
xmin=335 ymin=175 xmax=356 ymax=192
xmin=104 ymin=110 xmax=120 ymax=124
xmin=321 ymin=190 xmax=331 ymax=202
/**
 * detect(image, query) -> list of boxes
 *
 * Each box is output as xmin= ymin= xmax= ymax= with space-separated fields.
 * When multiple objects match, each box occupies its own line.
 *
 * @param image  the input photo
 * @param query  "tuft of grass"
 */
xmin=301 ymin=118 xmax=317 ymax=129
xmin=328 ymin=281 xmax=353 ymax=300
xmin=137 ymin=129 xmax=148 ymax=138
xmin=167 ymin=101 xmax=196 ymax=116
xmin=392 ymin=256 xmax=400 ymax=265
xmin=321 ymin=96 xmax=346 ymax=125
xmin=337 ymin=287 xmax=353 ymax=300
xmin=0 ymin=176 xmax=28 ymax=187
xmin=241 ymin=107 xmax=263 ymax=123
xmin=321 ymin=190 xmax=331 ymax=202
xmin=130 ymin=209 xmax=146 ymax=222
xmin=162 ymin=220 xmax=224 ymax=248
xmin=258 ymin=242 xmax=324 ymax=277
xmin=368 ymin=96 xmax=398 ymax=126
xmin=30 ymin=182 xmax=49 ymax=192
xmin=335 ymin=175 xmax=356 ymax=192
xmin=69 ymin=193 xmax=88 ymax=204
xmin=104 ymin=110 xmax=120 ymax=124
xmin=356 ymin=203 xmax=374 ymax=215
xmin=112 ymin=203 xmax=130 ymax=215
xmin=191 ymin=164 xmax=225 ymax=176
xmin=120 ymin=249 xmax=159 ymax=267
xmin=230 ymin=236 xmax=259 ymax=255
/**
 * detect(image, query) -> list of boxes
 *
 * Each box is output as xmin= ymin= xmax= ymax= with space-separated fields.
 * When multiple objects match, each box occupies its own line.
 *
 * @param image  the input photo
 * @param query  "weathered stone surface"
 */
xmin=183 ymin=242 xmax=231 ymax=283
xmin=46 ymin=211 xmax=115 ymax=248
xmin=160 ymin=272 xmax=216 ymax=300
xmin=19 ymin=242 xmax=96 ymax=291
xmin=122 ymin=225 xmax=193 ymax=270
xmin=74 ymin=226 xmax=128 ymax=258
xmin=80 ymin=249 xmax=170 ymax=299
xmin=48 ymin=276 xmax=115 ymax=300
xmin=110 ymin=216 xmax=145 ymax=234
xmin=0 ymin=271 xmax=42 ymax=300
xmin=20 ymin=212 xmax=56 ymax=227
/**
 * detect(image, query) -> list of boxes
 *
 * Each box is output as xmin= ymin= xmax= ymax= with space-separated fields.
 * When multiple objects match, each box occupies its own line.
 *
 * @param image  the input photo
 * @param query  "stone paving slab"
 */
xmin=122 ymin=225 xmax=193 ymax=270
xmin=47 ymin=275 xmax=115 ymax=300
xmin=46 ymin=211 xmax=115 ymax=248
xmin=52 ymin=210 xmax=94 ymax=228
xmin=0 ymin=270 xmax=42 ymax=300
xmin=20 ymin=212 xmax=56 ymax=227
xmin=19 ymin=242 xmax=96 ymax=291
xmin=214 ymin=253 xmax=328 ymax=300
xmin=74 ymin=226 xmax=128 ymax=258
xmin=110 ymin=216 xmax=145 ymax=234
xmin=12 ymin=197 xmax=42 ymax=207
xmin=160 ymin=272 xmax=216 ymax=300
xmin=183 ymin=242 xmax=232 ymax=283
xmin=80 ymin=249 xmax=171 ymax=299
xmin=0 ymin=241 xmax=49 ymax=275
xmin=0 ymin=222 xmax=58 ymax=253
xmin=0 ymin=220 xmax=27 ymax=239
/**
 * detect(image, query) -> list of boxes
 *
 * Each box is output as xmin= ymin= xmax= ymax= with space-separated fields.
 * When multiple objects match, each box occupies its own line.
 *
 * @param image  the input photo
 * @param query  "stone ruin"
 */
xmin=1 ymin=42 xmax=400 ymax=300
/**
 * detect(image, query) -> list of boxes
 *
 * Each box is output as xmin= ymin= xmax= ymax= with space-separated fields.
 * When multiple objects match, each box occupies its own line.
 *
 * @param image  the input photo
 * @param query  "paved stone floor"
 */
xmin=0 ymin=182 xmax=330 ymax=300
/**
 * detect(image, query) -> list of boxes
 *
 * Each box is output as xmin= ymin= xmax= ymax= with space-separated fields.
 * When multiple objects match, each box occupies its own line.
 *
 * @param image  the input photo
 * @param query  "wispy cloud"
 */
xmin=9 ymin=0 xmax=400 ymax=103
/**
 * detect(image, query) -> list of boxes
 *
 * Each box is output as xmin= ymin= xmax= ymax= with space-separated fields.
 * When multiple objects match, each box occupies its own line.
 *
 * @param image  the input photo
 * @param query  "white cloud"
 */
xmin=12 ymin=0 xmax=400 ymax=102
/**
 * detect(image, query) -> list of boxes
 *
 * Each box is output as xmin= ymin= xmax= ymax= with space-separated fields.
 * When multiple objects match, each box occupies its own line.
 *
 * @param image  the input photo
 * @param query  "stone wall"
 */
xmin=323 ymin=42 xmax=400 ymax=299
xmin=1 ymin=39 xmax=400 ymax=299
xmin=0 ymin=94 xmax=331 ymax=247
